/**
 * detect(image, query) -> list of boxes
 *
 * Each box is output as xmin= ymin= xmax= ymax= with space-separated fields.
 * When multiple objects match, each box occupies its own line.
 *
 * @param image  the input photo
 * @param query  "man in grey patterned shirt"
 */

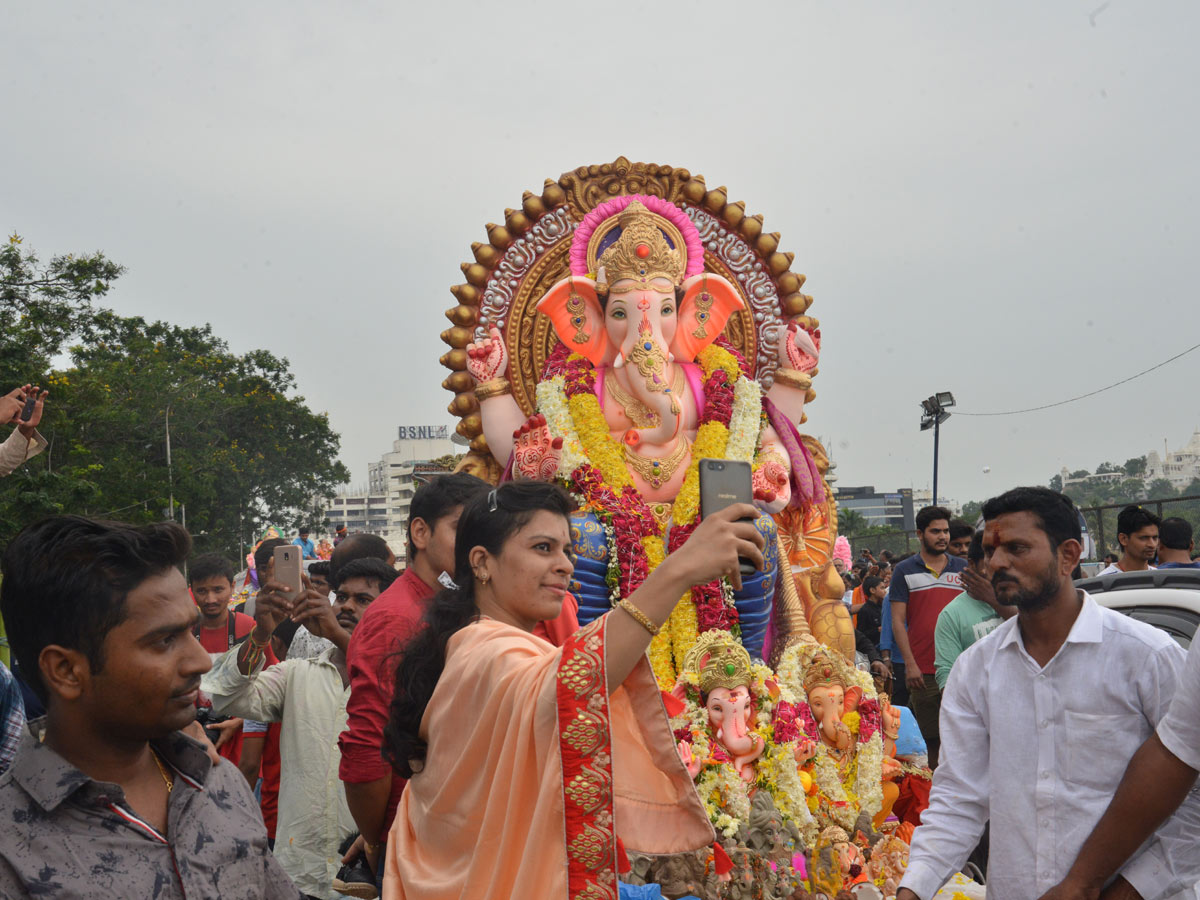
xmin=0 ymin=515 xmax=301 ymax=899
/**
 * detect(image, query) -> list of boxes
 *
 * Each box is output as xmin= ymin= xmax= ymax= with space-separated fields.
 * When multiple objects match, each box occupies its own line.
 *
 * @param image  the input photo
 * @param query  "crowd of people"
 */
xmin=0 ymin=390 xmax=1197 ymax=899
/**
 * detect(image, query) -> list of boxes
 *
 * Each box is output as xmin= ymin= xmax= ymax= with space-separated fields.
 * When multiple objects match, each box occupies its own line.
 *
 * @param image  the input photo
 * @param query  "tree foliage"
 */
xmin=0 ymin=234 xmax=124 ymax=388
xmin=0 ymin=238 xmax=349 ymax=556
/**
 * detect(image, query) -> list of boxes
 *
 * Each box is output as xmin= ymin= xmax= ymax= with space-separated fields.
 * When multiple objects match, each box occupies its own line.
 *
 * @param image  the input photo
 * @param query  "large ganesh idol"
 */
xmin=448 ymin=162 xmax=854 ymax=681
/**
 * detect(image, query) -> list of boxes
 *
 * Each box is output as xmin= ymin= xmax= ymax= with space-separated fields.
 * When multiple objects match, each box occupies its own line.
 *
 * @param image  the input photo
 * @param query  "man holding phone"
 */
xmin=0 ymin=384 xmax=48 ymax=478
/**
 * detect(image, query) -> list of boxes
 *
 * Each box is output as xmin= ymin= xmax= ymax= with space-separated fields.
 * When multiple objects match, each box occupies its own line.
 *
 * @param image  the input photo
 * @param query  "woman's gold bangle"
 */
xmin=474 ymin=378 xmax=511 ymax=402
xmin=616 ymin=599 xmax=661 ymax=636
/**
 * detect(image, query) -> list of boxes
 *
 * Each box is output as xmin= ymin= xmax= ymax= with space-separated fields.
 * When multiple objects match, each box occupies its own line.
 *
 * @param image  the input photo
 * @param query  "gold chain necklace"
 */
xmin=623 ymin=437 xmax=691 ymax=490
xmin=152 ymin=749 xmax=175 ymax=794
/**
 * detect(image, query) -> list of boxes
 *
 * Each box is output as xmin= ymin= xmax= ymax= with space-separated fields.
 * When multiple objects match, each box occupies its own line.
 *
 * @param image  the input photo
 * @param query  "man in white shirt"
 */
xmin=897 ymin=487 xmax=1199 ymax=900
xmin=1038 ymin=635 xmax=1200 ymax=899
xmin=1096 ymin=505 xmax=1159 ymax=576
xmin=205 ymin=557 xmax=398 ymax=900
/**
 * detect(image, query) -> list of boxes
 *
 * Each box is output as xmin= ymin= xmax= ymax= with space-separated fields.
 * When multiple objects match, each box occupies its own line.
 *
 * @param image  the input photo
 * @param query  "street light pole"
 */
xmin=920 ymin=391 xmax=955 ymax=508
xmin=166 ymin=403 xmax=174 ymax=521
xmin=932 ymin=414 xmax=941 ymax=507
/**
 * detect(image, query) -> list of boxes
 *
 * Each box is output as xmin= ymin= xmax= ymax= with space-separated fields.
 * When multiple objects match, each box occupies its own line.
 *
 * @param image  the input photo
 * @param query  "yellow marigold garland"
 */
xmin=567 ymin=391 xmax=631 ymax=490
xmin=641 ymin=534 xmax=676 ymax=685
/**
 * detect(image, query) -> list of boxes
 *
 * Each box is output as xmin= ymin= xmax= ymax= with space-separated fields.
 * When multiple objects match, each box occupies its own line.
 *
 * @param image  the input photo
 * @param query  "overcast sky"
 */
xmin=4 ymin=2 xmax=1198 ymax=508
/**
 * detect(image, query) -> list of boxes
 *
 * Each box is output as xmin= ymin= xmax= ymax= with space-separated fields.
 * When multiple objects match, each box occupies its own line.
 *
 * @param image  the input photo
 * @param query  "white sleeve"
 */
xmin=1157 ymin=638 xmax=1200 ymax=771
xmin=0 ymin=429 xmax=46 ymax=477
xmin=897 ymin=652 xmax=990 ymax=899
xmin=201 ymin=646 xmax=288 ymax=723
xmin=1122 ymin=641 xmax=1200 ymax=898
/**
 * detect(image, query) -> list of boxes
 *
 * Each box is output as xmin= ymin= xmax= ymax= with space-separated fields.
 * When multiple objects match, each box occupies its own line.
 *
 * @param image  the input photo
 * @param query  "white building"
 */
xmin=324 ymin=425 xmax=460 ymax=562
xmin=1060 ymin=468 xmax=1125 ymax=491
xmin=1145 ymin=427 xmax=1200 ymax=492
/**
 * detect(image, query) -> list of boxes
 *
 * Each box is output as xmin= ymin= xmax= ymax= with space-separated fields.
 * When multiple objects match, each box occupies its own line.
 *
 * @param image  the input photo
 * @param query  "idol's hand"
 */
xmin=512 ymin=414 xmax=562 ymax=482
xmin=466 ymin=325 xmax=509 ymax=383
xmin=752 ymin=456 xmax=790 ymax=512
xmin=777 ymin=320 xmax=820 ymax=373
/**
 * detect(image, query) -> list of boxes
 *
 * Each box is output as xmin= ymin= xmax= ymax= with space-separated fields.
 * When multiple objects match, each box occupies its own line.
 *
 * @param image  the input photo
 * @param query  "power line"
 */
xmin=954 ymin=341 xmax=1200 ymax=417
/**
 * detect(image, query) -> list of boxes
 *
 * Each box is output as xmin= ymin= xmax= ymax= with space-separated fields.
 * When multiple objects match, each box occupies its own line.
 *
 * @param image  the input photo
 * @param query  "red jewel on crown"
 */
xmin=635 ymin=243 xmax=651 ymax=259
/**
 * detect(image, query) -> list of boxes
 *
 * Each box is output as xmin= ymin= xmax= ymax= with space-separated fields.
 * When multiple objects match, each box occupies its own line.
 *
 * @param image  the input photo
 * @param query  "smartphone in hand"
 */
xmin=273 ymin=545 xmax=303 ymax=603
xmin=18 ymin=394 xmax=36 ymax=422
xmin=698 ymin=458 xmax=757 ymax=577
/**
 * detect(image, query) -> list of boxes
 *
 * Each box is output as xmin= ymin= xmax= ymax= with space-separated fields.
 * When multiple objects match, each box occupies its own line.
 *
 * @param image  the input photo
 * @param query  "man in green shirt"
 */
xmin=934 ymin=531 xmax=1017 ymax=689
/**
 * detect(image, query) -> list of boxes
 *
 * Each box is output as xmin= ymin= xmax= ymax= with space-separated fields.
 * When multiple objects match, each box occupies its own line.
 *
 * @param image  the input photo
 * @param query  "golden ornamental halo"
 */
xmin=438 ymin=157 xmax=819 ymax=483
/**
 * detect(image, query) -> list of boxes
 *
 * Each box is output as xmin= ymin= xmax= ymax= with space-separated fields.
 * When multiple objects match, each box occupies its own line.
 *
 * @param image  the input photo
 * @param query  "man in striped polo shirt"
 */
xmin=881 ymin=505 xmax=966 ymax=768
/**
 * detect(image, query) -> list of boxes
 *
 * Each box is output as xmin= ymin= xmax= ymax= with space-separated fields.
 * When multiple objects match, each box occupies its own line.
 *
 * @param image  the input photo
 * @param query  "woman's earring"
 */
xmin=477 ymin=570 xmax=490 ymax=585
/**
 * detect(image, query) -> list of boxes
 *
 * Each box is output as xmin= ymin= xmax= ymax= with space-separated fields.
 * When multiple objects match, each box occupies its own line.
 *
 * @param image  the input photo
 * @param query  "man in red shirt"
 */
xmin=188 ymin=553 xmax=277 ymax=765
xmin=339 ymin=474 xmax=579 ymax=876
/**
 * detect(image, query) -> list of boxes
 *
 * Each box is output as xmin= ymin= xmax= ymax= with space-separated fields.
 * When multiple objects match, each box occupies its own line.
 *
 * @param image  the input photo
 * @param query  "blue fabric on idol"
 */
xmin=568 ymin=511 xmax=779 ymax=662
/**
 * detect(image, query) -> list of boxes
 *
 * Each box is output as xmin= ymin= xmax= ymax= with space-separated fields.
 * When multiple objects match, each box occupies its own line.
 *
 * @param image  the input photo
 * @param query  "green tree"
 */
xmin=1049 ymin=473 xmax=1063 ymax=492
xmin=1124 ymin=456 xmax=1147 ymax=478
xmin=0 ymin=233 xmax=124 ymax=388
xmin=960 ymin=500 xmax=983 ymax=523
xmin=837 ymin=507 xmax=868 ymax=536
xmin=0 ymin=312 xmax=350 ymax=555
xmin=1147 ymin=478 xmax=1177 ymax=500
xmin=1095 ymin=461 xmax=1121 ymax=475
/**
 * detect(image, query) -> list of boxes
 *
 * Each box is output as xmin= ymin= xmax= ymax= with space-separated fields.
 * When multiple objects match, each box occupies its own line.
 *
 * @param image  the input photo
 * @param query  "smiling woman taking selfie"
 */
xmin=379 ymin=480 xmax=764 ymax=900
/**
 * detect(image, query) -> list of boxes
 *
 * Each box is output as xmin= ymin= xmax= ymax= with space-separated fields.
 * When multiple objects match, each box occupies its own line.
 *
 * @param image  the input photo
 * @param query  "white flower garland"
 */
xmin=535 ymin=377 xmax=587 ymax=478
xmin=726 ymin=376 xmax=763 ymax=462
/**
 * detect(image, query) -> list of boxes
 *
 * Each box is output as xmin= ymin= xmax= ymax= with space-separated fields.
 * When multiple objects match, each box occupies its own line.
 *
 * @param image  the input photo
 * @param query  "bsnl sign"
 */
xmin=398 ymin=425 xmax=449 ymax=440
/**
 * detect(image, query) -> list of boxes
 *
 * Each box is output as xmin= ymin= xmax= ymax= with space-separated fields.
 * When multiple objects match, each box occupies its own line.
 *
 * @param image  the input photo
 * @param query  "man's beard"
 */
xmin=920 ymin=536 xmax=946 ymax=556
xmin=992 ymin=561 xmax=1061 ymax=612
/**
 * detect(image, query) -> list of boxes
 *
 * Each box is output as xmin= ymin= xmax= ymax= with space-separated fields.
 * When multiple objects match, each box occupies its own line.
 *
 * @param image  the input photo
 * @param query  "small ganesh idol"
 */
xmin=675 ymin=631 xmax=766 ymax=784
xmin=464 ymin=195 xmax=828 ymax=678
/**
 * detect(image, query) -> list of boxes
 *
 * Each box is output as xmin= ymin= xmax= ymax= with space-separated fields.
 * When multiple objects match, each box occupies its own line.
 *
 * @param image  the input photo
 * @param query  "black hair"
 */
xmin=328 ymin=533 xmax=392 ymax=585
xmin=948 ymin=518 xmax=973 ymax=541
xmin=334 ymin=557 xmax=400 ymax=593
xmin=406 ymin=472 xmax=490 ymax=562
xmin=981 ymin=487 xmax=1081 ymax=551
xmin=1116 ymin=505 xmax=1160 ymax=538
xmin=188 ymin=552 xmax=235 ymax=585
xmin=253 ymin=538 xmax=286 ymax=577
xmin=1159 ymin=517 xmax=1193 ymax=551
xmin=967 ymin=530 xmax=985 ymax=563
xmin=384 ymin=481 xmax=576 ymax=778
xmin=0 ymin=516 xmax=191 ymax=704
xmin=308 ymin=560 xmax=330 ymax=579
xmin=862 ymin=576 xmax=884 ymax=596
xmin=915 ymin=506 xmax=952 ymax=532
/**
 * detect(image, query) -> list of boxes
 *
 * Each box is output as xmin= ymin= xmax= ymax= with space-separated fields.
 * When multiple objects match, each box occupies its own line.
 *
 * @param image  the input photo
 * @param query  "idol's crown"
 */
xmin=684 ymin=630 xmax=754 ymax=694
xmin=801 ymin=650 xmax=847 ymax=696
xmin=597 ymin=200 xmax=685 ymax=289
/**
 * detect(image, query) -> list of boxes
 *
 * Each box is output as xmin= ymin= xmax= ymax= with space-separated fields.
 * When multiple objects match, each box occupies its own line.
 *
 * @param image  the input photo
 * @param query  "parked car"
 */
xmin=1076 ymin=567 xmax=1200 ymax=648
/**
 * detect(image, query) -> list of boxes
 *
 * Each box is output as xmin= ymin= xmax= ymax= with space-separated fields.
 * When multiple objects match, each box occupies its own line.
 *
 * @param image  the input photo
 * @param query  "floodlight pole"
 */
xmin=933 ymin=415 xmax=941 ymax=507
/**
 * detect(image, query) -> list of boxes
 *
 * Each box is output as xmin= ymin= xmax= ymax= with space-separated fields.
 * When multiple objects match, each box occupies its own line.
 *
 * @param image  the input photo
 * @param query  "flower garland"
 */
xmin=540 ymin=347 xmax=761 ymax=685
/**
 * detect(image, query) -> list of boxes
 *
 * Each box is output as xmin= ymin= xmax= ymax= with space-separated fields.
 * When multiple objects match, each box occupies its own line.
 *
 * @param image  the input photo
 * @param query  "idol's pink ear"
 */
xmin=536 ymin=277 xmax=612 ymax=367
xmin=844 ymin=686 xmax=864 ymax=714
xmin=672 ymin=273 xmax=745 ymax=363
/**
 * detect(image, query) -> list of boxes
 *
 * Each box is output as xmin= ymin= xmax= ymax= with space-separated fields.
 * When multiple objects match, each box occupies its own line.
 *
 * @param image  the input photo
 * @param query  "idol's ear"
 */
xmin=672 ymin=273 xmax=745 ymax=362
xmin=844 ymin=686 xmax=863 ymax=714
xmin=536 ymin=277 xmax=613 ymax=367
